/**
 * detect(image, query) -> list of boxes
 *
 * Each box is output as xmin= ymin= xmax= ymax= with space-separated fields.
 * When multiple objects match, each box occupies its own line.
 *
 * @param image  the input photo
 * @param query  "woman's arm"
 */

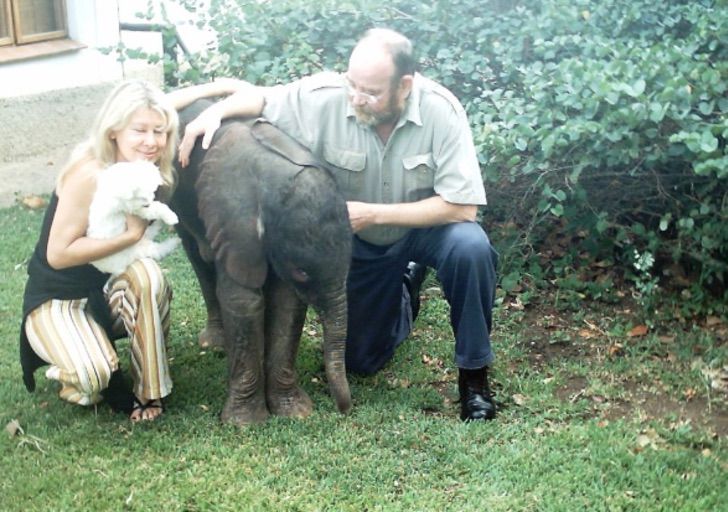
xmin=46 ymin=162 xmax=147 ymax=270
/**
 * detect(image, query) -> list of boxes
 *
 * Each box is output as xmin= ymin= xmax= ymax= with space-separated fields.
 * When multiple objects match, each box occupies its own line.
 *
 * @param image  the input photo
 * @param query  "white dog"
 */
xmin=87 ymin=161 xmax=180 ymax=275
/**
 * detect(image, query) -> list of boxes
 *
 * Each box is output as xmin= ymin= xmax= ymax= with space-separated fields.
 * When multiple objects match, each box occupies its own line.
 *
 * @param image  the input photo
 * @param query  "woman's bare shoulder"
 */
xmin=57 ymin=159 xmax=104 ymax=202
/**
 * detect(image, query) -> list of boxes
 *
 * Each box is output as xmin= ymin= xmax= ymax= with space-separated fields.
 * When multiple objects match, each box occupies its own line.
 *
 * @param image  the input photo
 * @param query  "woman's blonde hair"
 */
xmin=58 ymin=79 xmax=179 ymax=196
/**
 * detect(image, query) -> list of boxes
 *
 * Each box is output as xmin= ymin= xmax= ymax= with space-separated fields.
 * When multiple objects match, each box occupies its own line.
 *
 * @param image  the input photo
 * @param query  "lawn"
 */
xmin=1 ymin=201 xmax=726 ymax=511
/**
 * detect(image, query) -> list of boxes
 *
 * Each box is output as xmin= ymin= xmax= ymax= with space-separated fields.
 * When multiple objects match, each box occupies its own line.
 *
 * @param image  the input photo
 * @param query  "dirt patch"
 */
xmin=519 ymin=300 xmax=728 ymax=438
xmin=556 ymin=376 xmax=728 ymax=438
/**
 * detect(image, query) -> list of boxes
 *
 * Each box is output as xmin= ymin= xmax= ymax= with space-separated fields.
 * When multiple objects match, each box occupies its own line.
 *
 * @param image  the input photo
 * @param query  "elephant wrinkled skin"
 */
xmin=171 ymin=100 xmax=353 ymax=424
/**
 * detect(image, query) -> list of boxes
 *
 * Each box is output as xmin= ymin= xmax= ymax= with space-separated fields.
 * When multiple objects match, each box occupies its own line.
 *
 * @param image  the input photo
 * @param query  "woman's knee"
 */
xmin=123 ymin=258 xmax=172 ymax=302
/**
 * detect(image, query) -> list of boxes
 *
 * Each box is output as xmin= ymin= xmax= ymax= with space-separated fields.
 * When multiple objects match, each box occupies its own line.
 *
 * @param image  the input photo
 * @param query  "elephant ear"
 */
xmin=195 ymin=124 xmax=268 ymax=288
xmin=251 ymin=118 xmax=320 ymax=167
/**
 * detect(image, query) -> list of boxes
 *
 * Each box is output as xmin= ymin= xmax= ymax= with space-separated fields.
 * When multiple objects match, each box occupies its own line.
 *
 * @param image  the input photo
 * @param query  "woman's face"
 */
xmin=112 ymin=107 xmax=168 ymax=163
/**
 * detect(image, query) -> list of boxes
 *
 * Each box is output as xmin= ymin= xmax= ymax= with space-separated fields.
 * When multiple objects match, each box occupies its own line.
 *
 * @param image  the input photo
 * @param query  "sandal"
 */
xmin=130 ymin=397 xmax=165 ymax=422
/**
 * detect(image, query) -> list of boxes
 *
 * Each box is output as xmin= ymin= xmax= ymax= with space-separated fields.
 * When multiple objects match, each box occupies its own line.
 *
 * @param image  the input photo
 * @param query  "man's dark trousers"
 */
xmin=345 ymin=221 xmax=498 ymax=375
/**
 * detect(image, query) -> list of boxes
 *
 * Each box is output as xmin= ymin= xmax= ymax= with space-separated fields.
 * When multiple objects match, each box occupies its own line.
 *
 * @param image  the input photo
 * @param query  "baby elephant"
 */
xmin=172 ymin=100 xmax=352 ymax=425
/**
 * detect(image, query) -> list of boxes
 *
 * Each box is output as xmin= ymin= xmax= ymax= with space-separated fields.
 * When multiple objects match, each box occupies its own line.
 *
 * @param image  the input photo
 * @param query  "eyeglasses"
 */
xmin=344 ymin=78 xmax=385 ymax=105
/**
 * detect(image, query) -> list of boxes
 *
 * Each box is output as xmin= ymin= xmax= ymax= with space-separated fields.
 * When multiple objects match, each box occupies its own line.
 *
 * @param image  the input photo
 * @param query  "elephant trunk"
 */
xmin=319 ymin=288 xmax=352 ymax=414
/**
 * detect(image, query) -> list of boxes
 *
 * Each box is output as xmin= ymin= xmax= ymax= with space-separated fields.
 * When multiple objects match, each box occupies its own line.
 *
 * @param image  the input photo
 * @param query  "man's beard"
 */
xmin=354 ymin=93 xmax=403 ymax=127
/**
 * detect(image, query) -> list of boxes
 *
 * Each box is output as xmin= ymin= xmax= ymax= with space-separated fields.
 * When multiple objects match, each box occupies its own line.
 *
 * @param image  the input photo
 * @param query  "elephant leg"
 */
xmin=217 ymin=271 xmax=269 ymax=425
xmin=264 ymin=274 xmax=313 ymax=418
xmin=178 ymin=228 xmax=224 ymax=349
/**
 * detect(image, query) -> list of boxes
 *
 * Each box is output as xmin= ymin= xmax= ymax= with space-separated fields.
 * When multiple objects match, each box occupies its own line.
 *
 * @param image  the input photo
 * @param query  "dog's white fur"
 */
xmin=87 ymin=161 xmax=180 ymax=275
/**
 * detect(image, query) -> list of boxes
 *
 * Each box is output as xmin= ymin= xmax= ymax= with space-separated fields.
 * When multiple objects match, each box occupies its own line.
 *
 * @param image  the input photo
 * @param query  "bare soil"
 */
xmin=520 ymin=300 xmax=728 ymax=437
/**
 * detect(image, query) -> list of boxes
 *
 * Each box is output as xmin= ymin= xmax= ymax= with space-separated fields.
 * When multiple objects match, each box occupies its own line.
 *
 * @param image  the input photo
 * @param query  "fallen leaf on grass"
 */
xmin=635 ymin=428 xmax=663 ymax=451
xmin=5 ymin=420 xmax=49 ymax=453
xmin=422 ymin=354 xmax=443 ymax=368
xmin=578 ymin=328 xmax=598 ymax=339
xmin=6 ymin=419 xmax=22 ymax=437
xmin=608 ymin=343 xmax=624 ymax=357
xmin=507 ymin=296 xmax=525 ymax=311
xmin=628 ymin=325 xmax=649 ymax=337
xmin=512 ymin=393 xmax=528 ymax=406
xmin=683 ymin=388 xmax=697 ymax=401
xmin=21 ymin=195 xmax=47 ymax=209
xmin=705 ymin=316 xmax=722 ymax=327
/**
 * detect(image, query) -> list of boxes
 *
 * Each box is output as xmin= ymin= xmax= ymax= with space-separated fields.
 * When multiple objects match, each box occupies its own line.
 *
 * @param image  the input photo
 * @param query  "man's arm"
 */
xmin=165 ymin=78 xmax=251 ymax=111
xmin=177 ymin=82 xmax=267 ymax=167
xmin=346 ymin=196 xmax=477 ymax=233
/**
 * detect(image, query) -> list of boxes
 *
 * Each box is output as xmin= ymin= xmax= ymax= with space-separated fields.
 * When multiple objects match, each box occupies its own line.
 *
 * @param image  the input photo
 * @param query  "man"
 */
xmin=178 ymin=28 xmax=498 ymax=421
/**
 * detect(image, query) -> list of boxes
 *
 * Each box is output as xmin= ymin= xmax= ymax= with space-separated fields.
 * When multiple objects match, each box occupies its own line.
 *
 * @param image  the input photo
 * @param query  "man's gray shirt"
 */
xmin=263 ymin=71 xmax=486 ymax=246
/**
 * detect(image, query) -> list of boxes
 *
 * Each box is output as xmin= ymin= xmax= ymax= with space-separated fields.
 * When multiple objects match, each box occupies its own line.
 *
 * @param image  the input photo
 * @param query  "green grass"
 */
xmin=1 ymin=202 xmax=726 ymax=511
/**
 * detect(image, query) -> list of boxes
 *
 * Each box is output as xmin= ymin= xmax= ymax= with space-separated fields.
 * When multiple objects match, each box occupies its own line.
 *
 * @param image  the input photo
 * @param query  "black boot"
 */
xmin=404 ymin=262 xmax=428 ymax=322
xmin=458 ymin=367 xmax=496 ymax=421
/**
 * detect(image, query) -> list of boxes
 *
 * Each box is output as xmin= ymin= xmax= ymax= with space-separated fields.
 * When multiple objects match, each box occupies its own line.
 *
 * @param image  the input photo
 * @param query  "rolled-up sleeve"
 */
xmin=430 ymin=98 xmax=487 ymax=206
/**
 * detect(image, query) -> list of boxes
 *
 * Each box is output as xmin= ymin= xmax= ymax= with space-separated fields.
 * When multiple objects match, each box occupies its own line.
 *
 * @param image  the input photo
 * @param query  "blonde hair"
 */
xmin=58 ymin=79 xmax=179 ymax=196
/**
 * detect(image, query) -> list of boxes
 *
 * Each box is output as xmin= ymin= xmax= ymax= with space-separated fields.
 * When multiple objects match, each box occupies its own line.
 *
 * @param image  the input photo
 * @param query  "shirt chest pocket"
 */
xmin=402 ymin=153 xmax=436 ymax=195
xmin=322 ymin=145 xmax=367 ymax=196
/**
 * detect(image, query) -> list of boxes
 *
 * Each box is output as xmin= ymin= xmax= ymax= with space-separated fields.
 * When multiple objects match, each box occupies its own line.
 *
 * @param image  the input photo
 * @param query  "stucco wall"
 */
xmin=0 ymin=83 xmax=115 ymax=162
xmin=0 ymin=83 xmax=117 ymax=207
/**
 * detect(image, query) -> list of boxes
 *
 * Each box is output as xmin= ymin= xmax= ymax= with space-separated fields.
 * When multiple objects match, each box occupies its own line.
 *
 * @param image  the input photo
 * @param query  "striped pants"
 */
xmin=24 ymin=259 xmax=173 ymax=406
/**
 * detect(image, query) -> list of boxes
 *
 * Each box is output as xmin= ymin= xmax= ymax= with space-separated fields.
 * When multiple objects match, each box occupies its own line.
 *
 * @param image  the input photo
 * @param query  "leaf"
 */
xmin=630 ymin=79 xmax=646 ymax=97
xmin=512 ymin=393 xmax=528 ymax=406
xmin=578 ymin=328 xmax=598 ymax=339
xmin=5 ymin=419 xmax=22 ymax=437
xmin=550 ymin=203 xmax=564 ymax=217
xmin=705 ymin=316 xmax=722 ymax=327
xmin=636 ymin=434 xmax=652 ymax=449
xmin=608 ymin=343 xmax=624 ymax=356
xmin=21 ymin=195 xmax=47 ymax=209
xmin=628 ymin=325 xmax=649 ymax=337
xmin=699 ymin=130 xmax=718 ymax=153
xmin=500 ymin=271 xmax=521 ymax=293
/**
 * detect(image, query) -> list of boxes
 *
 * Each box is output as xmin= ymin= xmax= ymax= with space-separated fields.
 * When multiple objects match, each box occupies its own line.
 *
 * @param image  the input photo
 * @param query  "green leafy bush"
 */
xmin=169 ymin=0 xmax=726 ymax=314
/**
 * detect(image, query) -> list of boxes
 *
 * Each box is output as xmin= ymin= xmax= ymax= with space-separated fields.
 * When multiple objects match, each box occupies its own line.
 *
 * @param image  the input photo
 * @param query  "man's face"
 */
xmin=345 ymin=73 xmax=404 ymax=127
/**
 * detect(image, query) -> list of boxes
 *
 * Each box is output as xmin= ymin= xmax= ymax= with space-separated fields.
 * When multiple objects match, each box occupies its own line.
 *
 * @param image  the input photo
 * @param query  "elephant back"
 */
xmin=250 ymin=119 xmax=320 ymax=168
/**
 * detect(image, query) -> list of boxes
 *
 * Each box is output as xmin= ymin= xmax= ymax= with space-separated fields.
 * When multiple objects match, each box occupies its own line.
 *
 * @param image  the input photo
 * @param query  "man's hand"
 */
xmin=346 ymin=201 xmax=376 ymax=233
xmin=177 ymin=108 xmax=223 ymax=168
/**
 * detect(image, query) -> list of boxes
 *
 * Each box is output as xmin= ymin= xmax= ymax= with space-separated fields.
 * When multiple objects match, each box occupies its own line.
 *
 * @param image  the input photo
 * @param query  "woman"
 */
xmin=20 ymin=79 xmax=180 ymax=422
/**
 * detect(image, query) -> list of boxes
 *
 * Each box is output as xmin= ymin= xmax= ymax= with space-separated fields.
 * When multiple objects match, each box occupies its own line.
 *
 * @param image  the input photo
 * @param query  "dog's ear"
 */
xmin=138 ymin=161 xmax=164 ymax=191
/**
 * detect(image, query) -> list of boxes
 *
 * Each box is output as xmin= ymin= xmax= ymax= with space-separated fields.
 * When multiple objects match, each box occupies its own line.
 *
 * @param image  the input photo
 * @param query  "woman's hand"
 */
xmin=125 ymin=213 xmax=148 ymax=243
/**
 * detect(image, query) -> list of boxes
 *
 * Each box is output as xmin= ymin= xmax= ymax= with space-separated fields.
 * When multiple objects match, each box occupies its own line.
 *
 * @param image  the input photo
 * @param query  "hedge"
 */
xmin=161 ymin=0 xmax=727 ymax=313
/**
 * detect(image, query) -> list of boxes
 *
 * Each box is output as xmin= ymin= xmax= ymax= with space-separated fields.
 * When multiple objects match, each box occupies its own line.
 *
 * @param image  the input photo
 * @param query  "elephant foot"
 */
xmin=267 ymin=385 xmax=314 ymax=419
xmin=220 ymin=396 xmax=270 ymax=425
xmin=198 ymin=320 xmax=225 ymax=350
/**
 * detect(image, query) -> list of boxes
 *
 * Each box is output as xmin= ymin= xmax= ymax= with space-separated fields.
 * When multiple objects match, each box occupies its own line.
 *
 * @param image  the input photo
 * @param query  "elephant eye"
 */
xmin=291 ymin=268 xmax=310 ymax=283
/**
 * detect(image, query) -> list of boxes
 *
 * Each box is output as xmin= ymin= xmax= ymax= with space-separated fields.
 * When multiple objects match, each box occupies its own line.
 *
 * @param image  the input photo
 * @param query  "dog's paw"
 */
xmin=161 ymin=210 xmax=179 ymax=226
